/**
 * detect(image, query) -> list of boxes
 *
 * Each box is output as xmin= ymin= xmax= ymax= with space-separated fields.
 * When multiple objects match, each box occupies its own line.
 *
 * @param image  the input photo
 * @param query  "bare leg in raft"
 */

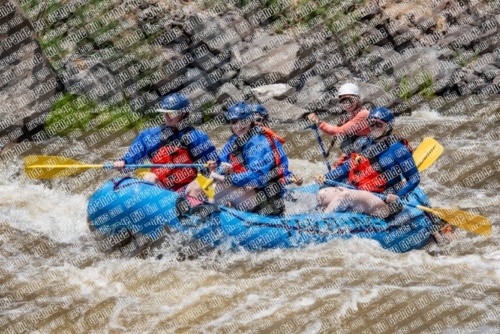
xmin=316 ymin=187 xmax=390 ymax=219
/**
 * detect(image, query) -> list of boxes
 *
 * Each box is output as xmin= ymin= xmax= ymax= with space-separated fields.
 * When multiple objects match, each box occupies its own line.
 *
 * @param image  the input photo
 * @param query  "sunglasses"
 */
xmin=229 ymin=119 xmax=250 ymax=125
xmin=165 ymin=111 xmax=182 ymax=118
xmin=370 ymin=120 xmax=386 ymax=128
xmin=339 ymin=97 xmax=358 ymax=103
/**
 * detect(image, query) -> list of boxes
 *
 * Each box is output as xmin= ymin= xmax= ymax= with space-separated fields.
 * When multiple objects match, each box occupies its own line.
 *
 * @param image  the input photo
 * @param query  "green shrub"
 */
xmin=44 ymin=92 xmax=150 ymax=136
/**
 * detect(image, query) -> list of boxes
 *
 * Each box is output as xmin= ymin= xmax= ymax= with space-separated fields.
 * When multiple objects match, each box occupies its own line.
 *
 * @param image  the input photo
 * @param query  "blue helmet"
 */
xmin=157 ymin=93 xmax=190 ymax=113
xmin=251 ymin=104 xmax=268 ymax=117
xmin=226 ymin=102 xmax=253 ymax=120
xmin=369 ymin=107 xmax=395 ymax=123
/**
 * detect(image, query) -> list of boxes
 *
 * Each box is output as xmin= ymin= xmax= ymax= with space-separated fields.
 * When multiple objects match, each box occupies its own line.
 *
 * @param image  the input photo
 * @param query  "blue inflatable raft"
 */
xmin=87 ymin=177 xmax=438 ymax=255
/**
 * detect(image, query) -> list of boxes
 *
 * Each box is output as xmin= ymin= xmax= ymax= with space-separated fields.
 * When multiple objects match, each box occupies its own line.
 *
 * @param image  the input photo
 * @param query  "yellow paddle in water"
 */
xmin=413 ymin=205 xmax=491 ymax=236
xmin=407 ymin=138 xmax=491 ymax=235
xmin=24 ymin=155 xmax=207 ymax=179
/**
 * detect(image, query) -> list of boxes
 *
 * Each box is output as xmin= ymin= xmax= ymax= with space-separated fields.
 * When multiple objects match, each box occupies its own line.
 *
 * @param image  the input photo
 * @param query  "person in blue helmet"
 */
xmin=206 ymin=102 xmax=289 ymax=215
xmin=315 ymin=107 xmax=420 ymax=219
xmin=113 ymin=93 xmax=219 ymax=197
xmin=251 ymin=104 xmax=303 ymax=186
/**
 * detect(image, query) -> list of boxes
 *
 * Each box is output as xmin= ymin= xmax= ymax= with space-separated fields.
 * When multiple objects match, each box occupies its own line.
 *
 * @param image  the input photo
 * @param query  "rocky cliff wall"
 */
xmin=1 ymin=0 xmax=499 ymax=145
xmin=0 ymin=0 xmax=59 ymax=148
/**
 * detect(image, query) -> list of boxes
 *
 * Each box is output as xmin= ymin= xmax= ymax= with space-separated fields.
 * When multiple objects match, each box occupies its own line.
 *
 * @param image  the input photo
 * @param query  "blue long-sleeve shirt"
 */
xmin=324 ymin=139 xmax=420 ymax=198
xmin=120 ymin=125 xmax=220 ymax=166
xmin=220 ymin=131 xmax=280 ymax=188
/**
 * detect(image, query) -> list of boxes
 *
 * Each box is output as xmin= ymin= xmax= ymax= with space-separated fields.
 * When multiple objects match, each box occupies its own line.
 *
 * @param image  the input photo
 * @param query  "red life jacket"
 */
xmin=150 ymin=131 xmax=196 ymax=191
xmin=348 ymin=153 xmax=386 ymax=192
xmin=229 ymin=153 xmax=247 ymax=173
xmin=348 ymin=136 xmax=413 ymax=193
xmin=228 ymin=129 xmax=285 ymax=184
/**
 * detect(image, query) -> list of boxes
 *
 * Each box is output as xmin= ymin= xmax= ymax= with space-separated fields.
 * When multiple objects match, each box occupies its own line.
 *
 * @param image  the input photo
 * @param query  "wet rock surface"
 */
xmin=0 ymin=0 xmax=57 ymax=146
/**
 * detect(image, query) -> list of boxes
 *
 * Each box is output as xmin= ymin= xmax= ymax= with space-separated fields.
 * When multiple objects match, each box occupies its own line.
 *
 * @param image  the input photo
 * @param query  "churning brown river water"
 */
xmin=1 ymin=97 xmax=500 ymax=333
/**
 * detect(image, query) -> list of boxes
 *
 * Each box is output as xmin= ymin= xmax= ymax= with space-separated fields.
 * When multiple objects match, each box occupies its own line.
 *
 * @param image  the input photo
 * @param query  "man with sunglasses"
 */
xmin=315 ymin=108 xmax=420 ymax=219
xmin=307 ymin=82 xmax=371 ymax=168
xmin=113 ymin=93 xmax=219 ymax=196
xmin=207 ymin=102 xmax=290 ymax=215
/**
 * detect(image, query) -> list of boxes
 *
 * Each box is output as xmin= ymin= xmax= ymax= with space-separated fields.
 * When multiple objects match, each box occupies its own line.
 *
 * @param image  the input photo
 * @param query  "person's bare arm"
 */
xmin=318 ymin=110 xmax=370 ymax=136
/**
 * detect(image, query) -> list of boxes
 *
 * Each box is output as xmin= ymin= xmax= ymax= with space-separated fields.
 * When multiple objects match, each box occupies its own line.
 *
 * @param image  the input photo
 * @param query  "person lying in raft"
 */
xmin=307 ymin=83 xmax=371 ymax=168
xmin=315 ymin=107 xmax=420 ymax=219
xmin=206 ymin=102 xmax=291 ymax=216
xmin=113 ymin=93 xmax=219 ymax=197
xmin=251 ymin=104 xmax=303 ymax=187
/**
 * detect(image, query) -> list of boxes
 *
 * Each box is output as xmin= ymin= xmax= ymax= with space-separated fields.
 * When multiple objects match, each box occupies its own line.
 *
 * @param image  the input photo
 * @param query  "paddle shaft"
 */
xmin=115 ymin=164 xmax=206 ymax=169
xmin=28 ymin=164 xmax=207 ymax=169
xmin=305 ymin=124 xmax=332 ymax=171
xmin=325 ymin=136 xmax=336 ymax=158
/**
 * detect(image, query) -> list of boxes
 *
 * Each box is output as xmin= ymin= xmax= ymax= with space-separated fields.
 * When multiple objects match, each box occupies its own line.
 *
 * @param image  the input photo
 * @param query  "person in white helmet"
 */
xmin=307 ymin=82 xmax=371 ymax=168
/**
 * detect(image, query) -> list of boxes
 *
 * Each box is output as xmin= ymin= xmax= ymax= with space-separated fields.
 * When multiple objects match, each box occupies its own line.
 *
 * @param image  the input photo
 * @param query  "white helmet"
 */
xmin=338 ymin=83 xmax=360 ymax=97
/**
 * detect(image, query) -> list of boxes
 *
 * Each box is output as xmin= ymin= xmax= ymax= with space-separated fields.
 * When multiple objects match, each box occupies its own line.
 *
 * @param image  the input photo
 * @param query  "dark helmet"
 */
xmin=369 ymin=107 xmax=395 ymax=123
xmin=226 ymin=102 xmax=253 ymax=120
xmin=157 ymin=93 xmax=190 ymax=113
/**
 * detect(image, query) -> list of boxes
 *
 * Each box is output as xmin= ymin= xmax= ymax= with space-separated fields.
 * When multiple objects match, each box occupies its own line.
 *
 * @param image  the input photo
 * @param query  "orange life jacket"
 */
xmin=260 ymin=126 xmax=285 ymax=144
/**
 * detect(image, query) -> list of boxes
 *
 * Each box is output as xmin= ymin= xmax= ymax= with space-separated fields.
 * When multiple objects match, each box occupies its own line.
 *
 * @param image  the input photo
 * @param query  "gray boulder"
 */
xmin=477 ymin=65 xmax=500 ymax=78
xmin=437 ymin=25 xmax=475 ymax=48
xmin=219 ymin=70 xmax=238 ymax=84
xmin=357 ymin=81 xmax=388 ymax=104
xmin=294 ymin=76 xmax=328 ymax=108
xmin=399 ymin=47 xmax=460 ymax=94
xmin=240 ymin=42 xmax=303 ymax=85
xmin=463 ymin=72 xmax=480 ymax=83
xmin=184 ymin=11 xmax=249 ymax=53
xmin=0 ymin=0 xmax=57 ymax=146
xmin=264 ymin=99 xmax=306 ymax=122
xmin=239 ymin=34 xmax=314 ymax=85
xmin=215 ymin=83 xmax=243 ymax=108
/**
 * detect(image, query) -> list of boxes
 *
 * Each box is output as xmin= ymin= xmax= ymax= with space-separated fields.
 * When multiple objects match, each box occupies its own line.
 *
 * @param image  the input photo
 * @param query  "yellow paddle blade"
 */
xmin=413 ymin=137 xmax=443 ymax=172
xmin=416 ymin=205 xmax=492 ymax=236
xmin=196 ymin=173 xmax=215 ymax=199
xmin=136 ymin=168 xmax=151 ymax=179
xmin=24 ymin=155 xmax=101 ymax=179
